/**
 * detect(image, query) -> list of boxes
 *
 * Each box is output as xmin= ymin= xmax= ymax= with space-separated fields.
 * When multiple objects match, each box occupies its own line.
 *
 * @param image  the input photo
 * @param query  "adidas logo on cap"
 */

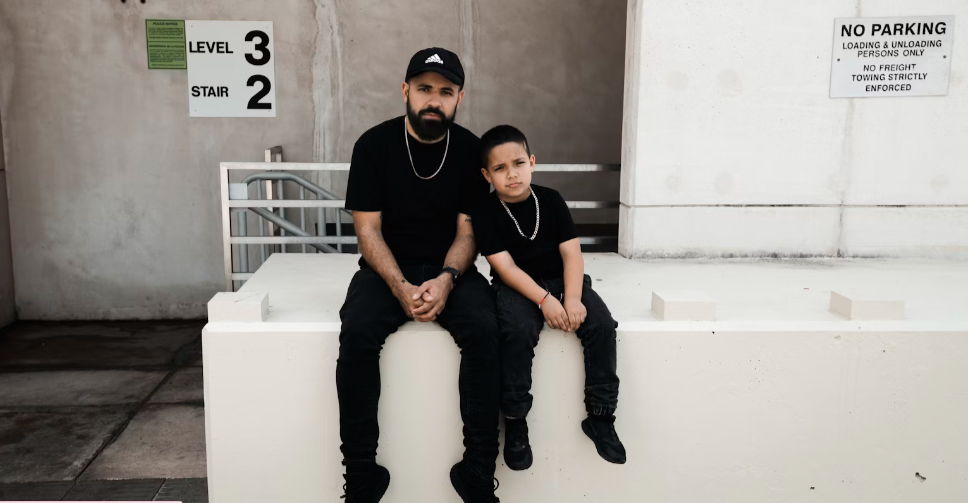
xmin=425 ymin=54 xmax=444 ymax=64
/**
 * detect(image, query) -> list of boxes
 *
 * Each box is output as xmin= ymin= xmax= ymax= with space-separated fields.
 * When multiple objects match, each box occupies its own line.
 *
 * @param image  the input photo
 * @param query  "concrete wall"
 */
xmin=202 ymin=253 xmax=969 ymax=503
xmin=0 ymin=0 xmax=626 ymax=319
xmin=0 ymin=107 xmax=16 ymax=326
xmin=619 ymin=0 xmax=968 ymax=258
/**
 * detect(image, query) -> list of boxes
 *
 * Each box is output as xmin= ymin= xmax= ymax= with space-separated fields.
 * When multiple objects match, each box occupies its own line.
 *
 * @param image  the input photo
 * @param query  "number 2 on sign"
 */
xmin=246 ymin=30 xmax=272 ymax=110
xmin=248 ymin=75 xmax=272 ymax=109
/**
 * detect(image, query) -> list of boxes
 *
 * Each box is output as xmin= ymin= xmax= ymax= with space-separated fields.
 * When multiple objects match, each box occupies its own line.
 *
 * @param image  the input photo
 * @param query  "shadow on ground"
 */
xmin=0 ymin=320 xmax=208 ymax=502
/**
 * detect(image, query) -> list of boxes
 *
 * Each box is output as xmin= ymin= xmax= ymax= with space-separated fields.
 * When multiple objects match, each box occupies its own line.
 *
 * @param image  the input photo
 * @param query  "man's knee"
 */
xmin=338 ymin=317 xmax=388 ymax=361
xmin=454 ymin=311 xmax=500 ymax=355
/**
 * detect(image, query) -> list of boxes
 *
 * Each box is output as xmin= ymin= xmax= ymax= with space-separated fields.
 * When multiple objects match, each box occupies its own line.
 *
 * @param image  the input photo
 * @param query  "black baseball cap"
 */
xmin=405 ymin=48 xmax=465 ymax=88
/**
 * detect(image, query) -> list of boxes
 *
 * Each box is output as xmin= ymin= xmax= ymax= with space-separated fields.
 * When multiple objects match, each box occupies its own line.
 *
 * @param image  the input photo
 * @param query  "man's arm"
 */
xmin=486 ymin=251 xmax=570 ymax=331
xmin=560 ymin=237 xmax=586 ymax=331
xmin=353 ymin=210 xmax=423 ymax=317
xmin=444 ymin=213 xmax=477 ymax=274
xmin=411 ymin=213 xmax=477 ymax=321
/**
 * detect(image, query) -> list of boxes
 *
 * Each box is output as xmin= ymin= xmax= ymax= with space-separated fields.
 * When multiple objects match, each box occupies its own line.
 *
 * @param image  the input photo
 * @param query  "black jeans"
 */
xmin=494 ymin=274 xmax=619 ymax=418
xmin=336 ymin=264 xmax=501 ymax=479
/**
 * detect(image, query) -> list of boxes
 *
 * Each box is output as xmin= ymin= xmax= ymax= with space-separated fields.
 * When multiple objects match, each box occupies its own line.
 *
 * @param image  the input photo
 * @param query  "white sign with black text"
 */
xmin=186 ymin=20 xmax=277 ymax=117
xmin=830 ymin=16 xmax=954 ymax=98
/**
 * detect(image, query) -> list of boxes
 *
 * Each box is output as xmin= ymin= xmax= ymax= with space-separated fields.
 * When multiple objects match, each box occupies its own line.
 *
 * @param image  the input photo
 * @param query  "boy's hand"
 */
xmin=563 ymin=297 xmax=587 ymax=332
xmin=540 ymin=295 xmax=570 ymax=331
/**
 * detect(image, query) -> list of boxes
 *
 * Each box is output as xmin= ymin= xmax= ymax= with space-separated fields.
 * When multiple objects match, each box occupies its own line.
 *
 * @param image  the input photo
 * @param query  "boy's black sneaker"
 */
xmin=340 ymin=463 xmax=390 ymax=502
xmin=503 ymin=417 xmax=533 ymax=470
xmin=581 ymin=415 xmax=627 ymax=464
xmin=450 ymin=460 xmax=500 ymax=503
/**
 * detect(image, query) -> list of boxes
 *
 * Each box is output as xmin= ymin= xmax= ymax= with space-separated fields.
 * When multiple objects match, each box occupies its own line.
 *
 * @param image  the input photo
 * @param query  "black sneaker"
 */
xmin=340 ymin=463 xmax=390 ymax=502
xmin=503 ymin=417 xmax=533 ymax=470
xmin=581 ymin=415 xmax=627 ymax=464
xmin=450 ymin=460 xmax=500 ymax=503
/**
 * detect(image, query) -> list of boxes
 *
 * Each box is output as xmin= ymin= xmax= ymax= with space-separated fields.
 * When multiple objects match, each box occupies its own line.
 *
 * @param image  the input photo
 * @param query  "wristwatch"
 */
xmin=440 ymin=267 xmax=460 ymax=287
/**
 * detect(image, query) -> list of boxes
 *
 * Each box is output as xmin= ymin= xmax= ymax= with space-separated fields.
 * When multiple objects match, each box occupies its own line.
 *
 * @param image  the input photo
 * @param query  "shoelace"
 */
xmin=340 ymin=481 xmax=366 ymax=501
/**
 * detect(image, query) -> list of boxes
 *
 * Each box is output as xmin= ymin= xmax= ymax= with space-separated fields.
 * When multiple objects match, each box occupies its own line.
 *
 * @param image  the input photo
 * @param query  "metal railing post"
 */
xmin=277 ymin=179 xmax=286 ymax=253
xmin=237 ymin=211 xmax=249 ymax=273
xmin=256 ymin=181 xmax=267 ymax=263
xmin=334 ymin=208 xmax=343 ymax=253
xmin=318 ymin=206 xmax=326 ymax=254
xmin=300 ymin=186 xmax=307 ymax=253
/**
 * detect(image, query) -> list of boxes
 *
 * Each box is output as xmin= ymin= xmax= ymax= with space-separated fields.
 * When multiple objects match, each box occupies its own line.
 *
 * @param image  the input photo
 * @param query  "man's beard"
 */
xmin=406 ymin=99 xmax=455 ymax=142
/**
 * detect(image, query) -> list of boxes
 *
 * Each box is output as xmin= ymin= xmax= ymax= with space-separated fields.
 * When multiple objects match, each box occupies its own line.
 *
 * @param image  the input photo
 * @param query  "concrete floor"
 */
xmin=0 ymin=320 xmax=208 ymax=502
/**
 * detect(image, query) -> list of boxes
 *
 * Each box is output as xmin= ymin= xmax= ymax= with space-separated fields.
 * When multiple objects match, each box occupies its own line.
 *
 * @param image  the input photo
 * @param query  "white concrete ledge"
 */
xmin=203 ymin=254 xmax=968 ymax=503
xmin=207 ymin=292 xmax=268 ymax=322
xmin=830 ymin=290 xmax=905 ymax=320
xmin=651 ymin=290 xmax=716 ymax=320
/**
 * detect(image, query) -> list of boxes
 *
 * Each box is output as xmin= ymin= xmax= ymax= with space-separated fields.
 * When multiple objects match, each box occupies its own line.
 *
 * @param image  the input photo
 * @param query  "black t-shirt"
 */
xmin=473 ymin=184 xmax=578 ymax=281
xmin=345 ymin=116 xmax=485 ymax=267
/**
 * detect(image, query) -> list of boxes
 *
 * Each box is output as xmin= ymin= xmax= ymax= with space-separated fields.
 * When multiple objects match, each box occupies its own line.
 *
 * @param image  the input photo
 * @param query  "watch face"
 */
xmin=445 ymin=268 xmax=459 ymax=283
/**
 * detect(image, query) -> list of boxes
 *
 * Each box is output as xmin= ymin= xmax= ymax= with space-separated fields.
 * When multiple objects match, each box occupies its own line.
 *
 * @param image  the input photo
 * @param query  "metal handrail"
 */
xmin=250 ymin=207 xmax=336 ymax=253
xmin=220 ymin=149 xmax=621 ymax=291
xmin=240 ymin=172 xmax=351 ymax=214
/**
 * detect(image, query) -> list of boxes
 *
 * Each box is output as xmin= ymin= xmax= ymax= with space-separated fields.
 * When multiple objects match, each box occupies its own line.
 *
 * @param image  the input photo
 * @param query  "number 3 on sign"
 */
xmin=186 ymin=21 xmax=277 ymax=117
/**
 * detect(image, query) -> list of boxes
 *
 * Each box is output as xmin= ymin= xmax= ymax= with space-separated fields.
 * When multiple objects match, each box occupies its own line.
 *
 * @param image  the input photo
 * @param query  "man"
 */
xmin=336 ymin=48 xmax=501 ymax=503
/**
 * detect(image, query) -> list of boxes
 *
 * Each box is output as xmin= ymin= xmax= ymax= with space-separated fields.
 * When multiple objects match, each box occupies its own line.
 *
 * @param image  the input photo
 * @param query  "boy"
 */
xmin=472 ymin=125 xmax=625 ymax=470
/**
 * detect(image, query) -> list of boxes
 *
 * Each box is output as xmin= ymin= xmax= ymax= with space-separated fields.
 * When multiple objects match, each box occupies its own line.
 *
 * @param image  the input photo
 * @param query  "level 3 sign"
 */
xmin=186 ymin=20 xmax=277 ymax=117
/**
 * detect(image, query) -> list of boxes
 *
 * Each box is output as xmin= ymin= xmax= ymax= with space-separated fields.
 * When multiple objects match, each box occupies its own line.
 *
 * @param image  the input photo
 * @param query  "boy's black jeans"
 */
xmin=494 ymin=274 xmax=620 ymax=418
xmin=336 ymin=264 xmax=501 ymax=480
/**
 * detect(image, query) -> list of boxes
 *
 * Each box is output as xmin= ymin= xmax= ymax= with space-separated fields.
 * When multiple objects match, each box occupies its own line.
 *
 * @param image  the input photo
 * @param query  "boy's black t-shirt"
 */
xmin=473 ymin=184 xmax=578 ymax=281
xmin=345 ymin=116 xmax=486 ymax=267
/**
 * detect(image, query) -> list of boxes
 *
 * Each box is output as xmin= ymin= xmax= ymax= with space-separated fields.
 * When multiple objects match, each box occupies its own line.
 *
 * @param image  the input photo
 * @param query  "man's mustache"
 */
xmin=419 ymin=108 xmax=445 ymax=119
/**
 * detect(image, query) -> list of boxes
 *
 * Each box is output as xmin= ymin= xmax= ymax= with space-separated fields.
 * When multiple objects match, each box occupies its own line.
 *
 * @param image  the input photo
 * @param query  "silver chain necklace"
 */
xmin=500 ymin=189 xmax=539 ymax=240
xmin=404 ymin=116 xmax=449 ymax=180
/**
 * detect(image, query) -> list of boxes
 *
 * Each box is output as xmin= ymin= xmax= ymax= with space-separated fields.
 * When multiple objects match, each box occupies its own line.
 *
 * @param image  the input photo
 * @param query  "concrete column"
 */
xmin=618 ymin=0 xmax=967 ymax=259
xmin=618 ymin=0 xmax=645 ymax=258
xmin=0 ymin=109 xmax=17 ymax=326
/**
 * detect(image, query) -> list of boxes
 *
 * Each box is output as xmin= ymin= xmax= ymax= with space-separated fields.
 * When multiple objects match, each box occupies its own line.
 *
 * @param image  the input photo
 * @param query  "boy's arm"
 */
xmin=486 ymin=251 xmax=570 ymax=330
xmin=486 ymin=252 xmax=547 ymax=304
xmin=560 ymin=237 xmax=584 ymax=301
xmin=559 ymin=237 xmax=586 ymax=331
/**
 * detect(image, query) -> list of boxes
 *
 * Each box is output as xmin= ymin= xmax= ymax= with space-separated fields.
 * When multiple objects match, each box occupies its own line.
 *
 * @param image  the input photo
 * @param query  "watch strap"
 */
xmin=440 ymin=266 xmax=460 ymax=286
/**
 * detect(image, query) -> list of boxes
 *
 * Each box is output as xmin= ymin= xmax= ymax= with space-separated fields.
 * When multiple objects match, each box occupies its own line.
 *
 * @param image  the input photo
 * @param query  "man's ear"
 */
xmin=401 ymin=82 xmax=409 ymax=104
xmin=529 ymin=154 xmax=536 ymax=171
xmin=481 ymin=167 xmax=492 ymax=183
xmin=456 ymin=89 xmax=465 ymax=109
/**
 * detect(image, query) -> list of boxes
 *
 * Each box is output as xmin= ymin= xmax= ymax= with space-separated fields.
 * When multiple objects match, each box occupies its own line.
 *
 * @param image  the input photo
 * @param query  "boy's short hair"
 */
xmin=480 ymin=125 xmax=532 ymax=170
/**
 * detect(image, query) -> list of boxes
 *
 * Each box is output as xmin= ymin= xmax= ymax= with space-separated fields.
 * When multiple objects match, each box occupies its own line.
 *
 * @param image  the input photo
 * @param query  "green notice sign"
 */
xmin=146 ymin=19 xmax=186 ymax=69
